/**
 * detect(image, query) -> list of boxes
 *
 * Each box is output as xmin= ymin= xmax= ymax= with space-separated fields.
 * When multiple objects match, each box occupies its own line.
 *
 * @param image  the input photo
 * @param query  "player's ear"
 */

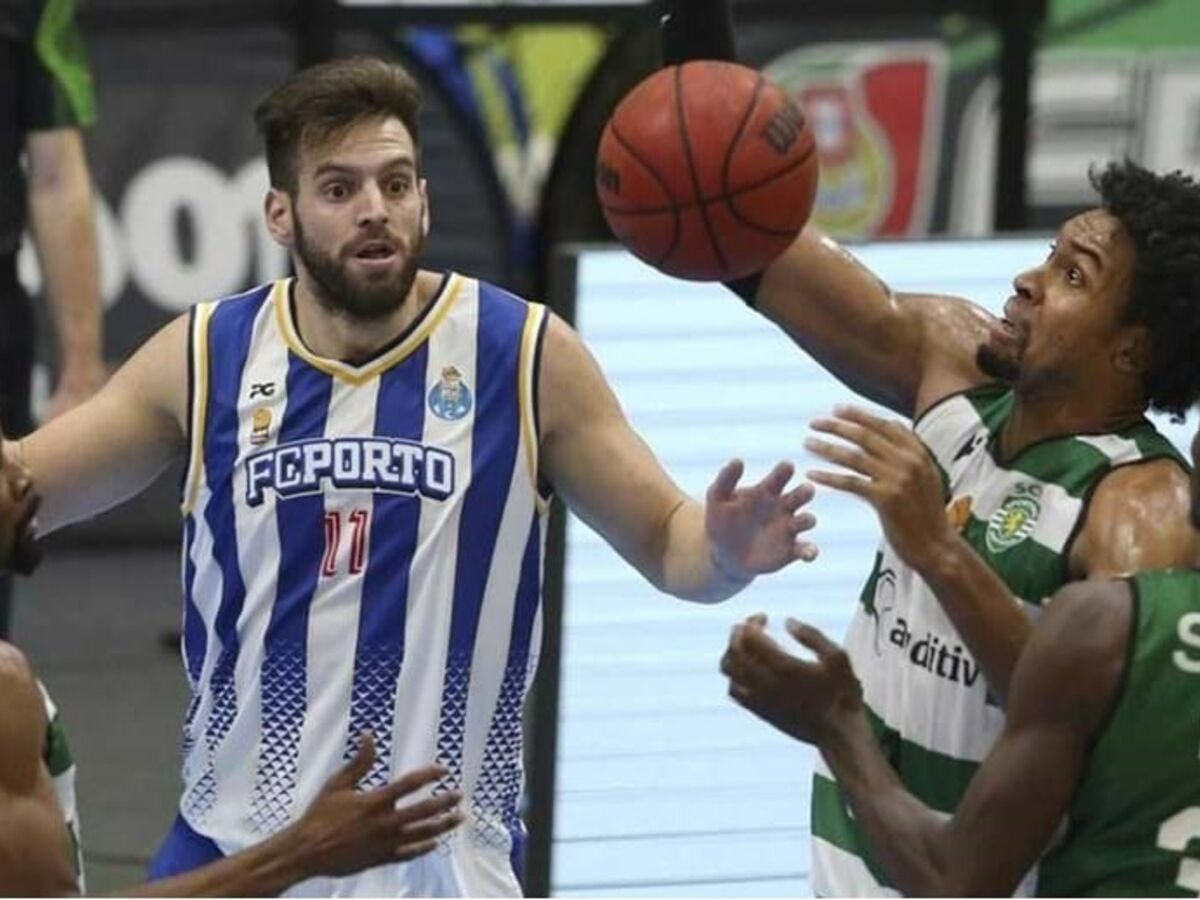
xmin=419 ymin=177 xmax=430 ymax=239
xmin=1114 ymin=324 xmax=1149 ymax=377
xmin=264 ymin=188 xmax=294 ymax=247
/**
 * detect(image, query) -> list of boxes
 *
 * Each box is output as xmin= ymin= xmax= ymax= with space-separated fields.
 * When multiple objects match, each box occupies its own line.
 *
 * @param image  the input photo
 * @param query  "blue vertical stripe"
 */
xmin=181 ymin=513 xmax=205 ymax=686
xmin=185 ymin=286 xmax=271 ymax=822
xmin=180 ymin=513 xmax=204 ymax=764
xmin=472 ymin=513 xmax=543 ymax=854
xmin=435 ymin=287 xmax=526 ymax=787
xmin=248 ymin=354 xmax=332 ymax=833
xmin=343 ymin=345 xmax=429 ymax=786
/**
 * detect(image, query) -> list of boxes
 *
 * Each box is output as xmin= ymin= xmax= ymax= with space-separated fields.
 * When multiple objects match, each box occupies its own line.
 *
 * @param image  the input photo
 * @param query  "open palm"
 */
xmin=705 ymin=459 xmax=819 ymax=579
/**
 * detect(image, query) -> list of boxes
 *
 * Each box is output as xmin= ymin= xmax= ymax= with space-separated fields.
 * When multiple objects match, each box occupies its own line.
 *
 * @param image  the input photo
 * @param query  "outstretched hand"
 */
xmin=705 ymin=459 xmax=819 ymax=582
xmin=290 ymin=734 xmax=464 ymax=879
xmin=720 ymin=615 xmax=862 ymax=745
xmin=805 ymin=405 xmax=955 ymax=571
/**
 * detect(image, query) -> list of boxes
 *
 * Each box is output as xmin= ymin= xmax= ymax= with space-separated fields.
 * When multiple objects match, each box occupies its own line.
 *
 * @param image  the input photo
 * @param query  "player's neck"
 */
xmin=290 ymin=270 xmax=439 ymax=364
xmin=1000 ymin=386 xmax=1145 ymax=460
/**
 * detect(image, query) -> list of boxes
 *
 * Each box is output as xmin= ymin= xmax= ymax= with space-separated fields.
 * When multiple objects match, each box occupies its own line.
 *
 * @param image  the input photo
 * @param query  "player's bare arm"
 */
xmin=720 ymin=579 xmax=1129 ymax=895
xmin=0 ymin=644 xmax=82 ymax=897
xmin=1071 ymin=460 xmax=1198 ymax=578
xmin=12 ymin=314 xmax=189 ymax=534
xmin=537 ymin=313 xmax=817 ymax=602
xmin=130 ymin=737 xmax=462 ymax=898
xmin=25 ymin=128 xmax=106 ymax=418
xmin=751 ymin=230 xmax=998 ymax=417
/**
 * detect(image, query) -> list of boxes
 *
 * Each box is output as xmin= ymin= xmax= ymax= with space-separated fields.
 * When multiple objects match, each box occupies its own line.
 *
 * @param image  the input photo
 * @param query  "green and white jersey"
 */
xmin=810 ymin=384 xmax=1186 ymax=897
xmin=1037 ymin=570 xmax=1200 ymax=897
xmin=38 ymin=682 xmax=83 ymax=893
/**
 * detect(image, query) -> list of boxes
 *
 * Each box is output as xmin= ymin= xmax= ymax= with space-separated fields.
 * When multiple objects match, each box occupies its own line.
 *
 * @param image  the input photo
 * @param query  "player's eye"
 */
xmin=322 ymin=181 xmax=350 ymax=200
xmin=387 ymin=176 xmax=411 ymax=196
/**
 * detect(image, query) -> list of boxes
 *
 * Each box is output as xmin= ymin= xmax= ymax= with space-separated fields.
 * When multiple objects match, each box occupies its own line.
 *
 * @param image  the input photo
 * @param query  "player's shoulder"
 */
xmin=207 ymin=279 xmax=283 ymax=311
xmin=1020 ymin=578 xmax=1133 ymax=706
xmin=470 ymin=274 xmax=542 ymax=312
xmin=1089 ymin=456 xmax=1191 ymax=523
xmin=0 ymin=641 xmax=47 ymax=774
xmin=0 ymin=641 xmax=36 ymax=690
xmin=903 ymin=293 xmax=1002 ymax=417
xmin=1045 ymin=577 xmax=1133 ymax=627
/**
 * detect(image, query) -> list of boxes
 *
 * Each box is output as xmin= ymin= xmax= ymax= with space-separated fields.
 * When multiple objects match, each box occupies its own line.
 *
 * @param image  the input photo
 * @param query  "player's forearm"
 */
xmin=819 ymin=709 xmax=953 ymax=897
xmin=657 ymin=499 xmax=751 ymax=603
xmin=125 ymin=825 xmax=313 ymax=898
xmin=915 ymin=533 xmax=1032 ymax=702
xmin=743 ymin=230 xmax=922 ymax=416
xmin=14 ymin=397 xmax=178 ymax=534
xmin=26 ymin=153 xmax=104 ymax=383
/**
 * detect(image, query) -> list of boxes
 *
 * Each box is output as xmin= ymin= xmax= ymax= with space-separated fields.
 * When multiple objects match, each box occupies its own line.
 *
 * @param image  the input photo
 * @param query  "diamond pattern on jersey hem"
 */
xmin=249 ymin=644 xmax=307 ymax=834
xmin=471 ymin=657 xmax=535 ymax=850
xmin=344 ymin=644 xmax=403 ymax=789
xmin=184 ymin=651 xmax=239 ymax=823
xmin=434 ymin=651 xmax=472 ymax=794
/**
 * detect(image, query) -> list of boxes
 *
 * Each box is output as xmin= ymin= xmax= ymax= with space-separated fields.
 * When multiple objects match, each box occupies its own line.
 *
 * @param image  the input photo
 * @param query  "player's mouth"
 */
xmin=351 ymin=239 xmax=399 ymax=267
xmin=999 ymin=298 xmax=1031 ymax=347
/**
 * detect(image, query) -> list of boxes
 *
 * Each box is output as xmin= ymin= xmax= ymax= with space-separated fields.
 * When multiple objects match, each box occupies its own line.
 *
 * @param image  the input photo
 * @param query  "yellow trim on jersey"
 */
xmin=181 ymin=302 xmax=215 ymax=515
xmin=519 ymin=302 xmax=549 ymax=516
xmin=274 ymin=274 xmax=465 ymax=386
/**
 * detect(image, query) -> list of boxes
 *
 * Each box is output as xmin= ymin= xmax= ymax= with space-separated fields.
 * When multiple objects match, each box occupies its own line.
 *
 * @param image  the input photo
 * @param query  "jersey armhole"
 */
xmin=179 ymin=303 xmax=214 ymax=515
xmin=519 ymin=302 xmax=552 ymax=514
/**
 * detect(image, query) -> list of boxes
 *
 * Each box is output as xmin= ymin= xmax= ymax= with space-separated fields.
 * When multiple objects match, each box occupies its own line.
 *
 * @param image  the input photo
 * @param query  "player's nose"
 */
xmin=1012 ymin=267 xmax=1039 ymax=304
xmin=355 ymin=182 xmax=390 ymax=227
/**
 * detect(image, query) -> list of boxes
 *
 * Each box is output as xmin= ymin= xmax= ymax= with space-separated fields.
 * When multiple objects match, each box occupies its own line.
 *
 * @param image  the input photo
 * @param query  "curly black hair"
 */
xmin=1091 ymin=160 xmax=1200 ymax=420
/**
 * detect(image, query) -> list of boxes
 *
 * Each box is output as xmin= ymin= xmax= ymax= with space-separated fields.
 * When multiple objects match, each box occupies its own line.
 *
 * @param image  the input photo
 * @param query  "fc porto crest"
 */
xmin=428 ymin=366 xmax=473 ymax=421
xmin=985 ymin=483 xmax=1041 ymax=553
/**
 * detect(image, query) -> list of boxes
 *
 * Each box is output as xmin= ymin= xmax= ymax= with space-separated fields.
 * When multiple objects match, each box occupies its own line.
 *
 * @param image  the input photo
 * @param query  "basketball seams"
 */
xmin=607 ymin=121 xmax=682 ymax=265
xmin=722 ymin=142 xmax=818 ymax=236
xmin=721 ymin=74 xmax=767 ymax=201
xmin=674 ymin=63 xmax=730 ymax=276
xmin=602 ymin=142 xmax=817 ymax=218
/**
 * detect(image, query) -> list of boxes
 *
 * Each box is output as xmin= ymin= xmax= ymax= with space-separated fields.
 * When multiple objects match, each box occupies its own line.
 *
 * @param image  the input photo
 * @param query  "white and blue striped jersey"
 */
xmin=177 ymin=273 xmax=549 ymax=896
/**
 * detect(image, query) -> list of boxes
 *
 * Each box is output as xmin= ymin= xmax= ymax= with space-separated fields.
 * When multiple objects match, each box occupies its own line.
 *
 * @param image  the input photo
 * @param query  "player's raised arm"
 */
xmin=538 ymin=314 xmax=817 ymax=603
xmin=11 ymin=314 xmax=189 ymax=534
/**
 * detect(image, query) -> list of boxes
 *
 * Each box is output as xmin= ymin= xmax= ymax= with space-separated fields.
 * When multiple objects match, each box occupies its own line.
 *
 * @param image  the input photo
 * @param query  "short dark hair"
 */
xmin=254 ymin=56 xmax=423 ymax=194
xmin=1092 ymin=160 xmax=1200 ymax=420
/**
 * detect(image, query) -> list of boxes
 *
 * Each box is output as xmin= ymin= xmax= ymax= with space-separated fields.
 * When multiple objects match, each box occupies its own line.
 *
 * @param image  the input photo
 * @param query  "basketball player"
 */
xmin=7 ymin=56 xmax=818 ymax=895
xmin=661 ymin=2 xmax=1200 ymax=893
xmin=719 ymin=414 xmax=1200 ymax=894
xmin=0 ymin=434 xmax=463 ymax=895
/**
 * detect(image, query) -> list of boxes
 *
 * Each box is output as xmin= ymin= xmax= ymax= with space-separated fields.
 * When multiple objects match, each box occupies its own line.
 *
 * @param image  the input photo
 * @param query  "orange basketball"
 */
xmin=597 ymin=61 xmax=818 ymax=281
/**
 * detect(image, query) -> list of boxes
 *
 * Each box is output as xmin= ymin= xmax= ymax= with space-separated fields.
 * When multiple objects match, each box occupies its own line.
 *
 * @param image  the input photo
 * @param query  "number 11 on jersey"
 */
xmin=322 ymin=509 xmax=370 ymax=577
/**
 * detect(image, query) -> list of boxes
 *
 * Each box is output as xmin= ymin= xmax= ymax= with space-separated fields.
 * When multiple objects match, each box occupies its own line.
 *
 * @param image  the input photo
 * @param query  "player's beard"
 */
xmin=975 ymin=343 xmax=1020 ymax=383
xmin=294 ymin=216 xmax=423 ymax=323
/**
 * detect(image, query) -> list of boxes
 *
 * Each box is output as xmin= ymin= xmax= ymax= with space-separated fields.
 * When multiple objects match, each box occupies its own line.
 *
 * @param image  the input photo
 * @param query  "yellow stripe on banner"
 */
xmin=518 ymin=303 xmax=549 ymax=516
xmin=275 ymin=275 xmax=465 ymax=386
xmin=181 ymin=302 xmax=215 ymax=515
